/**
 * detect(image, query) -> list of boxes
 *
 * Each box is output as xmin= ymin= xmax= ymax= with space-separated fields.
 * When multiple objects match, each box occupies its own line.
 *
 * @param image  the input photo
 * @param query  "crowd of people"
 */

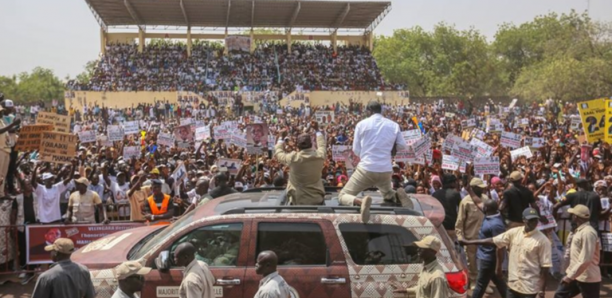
xmin=0 ymin=87 xmax=611 ymax=297
xmin=65 ymin=42 xmax=400 ymax=94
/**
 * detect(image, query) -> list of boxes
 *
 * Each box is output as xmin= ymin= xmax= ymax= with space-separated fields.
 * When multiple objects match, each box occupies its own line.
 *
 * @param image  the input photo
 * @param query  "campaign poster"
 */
xmin=26 ymin=223 xmax=143 ymax=264
xmin=107 ymin=125 xmax=124 ymax=142
xmin=216 ymin=158 xmax=242 ymax=175
xmin=246 ymin=124 xmax=269 ymax=153
xmin=577 ymin=98 xmax=605 ymax=144
xmin=157 ymin=132 xmax=175 ymax=147
xmin=174 ymin=125 xmax=193 ymax=142
xmin=77 ymin=130 xmax=96 ymax=144
xmin=605 ymin=99 xmax=612 ymax=144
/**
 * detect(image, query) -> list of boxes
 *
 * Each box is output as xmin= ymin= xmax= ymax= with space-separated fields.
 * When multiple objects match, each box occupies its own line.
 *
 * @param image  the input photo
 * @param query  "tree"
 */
xmin=0 ymin=67 xmax=64 ymax=104
xmin=75 ymin=60 xmax=99 ymax=85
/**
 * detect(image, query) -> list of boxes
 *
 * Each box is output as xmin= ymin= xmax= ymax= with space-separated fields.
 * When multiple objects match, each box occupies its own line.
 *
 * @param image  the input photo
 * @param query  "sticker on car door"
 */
xmin=157 ymin=286 xmax=223 ymax=297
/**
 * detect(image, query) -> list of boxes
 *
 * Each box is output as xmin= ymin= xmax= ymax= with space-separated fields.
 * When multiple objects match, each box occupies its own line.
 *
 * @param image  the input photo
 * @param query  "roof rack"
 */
xmin=221 ymin=206 xmax=421 ymax=216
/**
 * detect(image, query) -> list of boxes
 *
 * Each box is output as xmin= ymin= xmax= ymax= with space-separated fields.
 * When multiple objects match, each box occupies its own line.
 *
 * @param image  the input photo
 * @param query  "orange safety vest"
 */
xmin=147 ymin=195 xmax=171 ymax=225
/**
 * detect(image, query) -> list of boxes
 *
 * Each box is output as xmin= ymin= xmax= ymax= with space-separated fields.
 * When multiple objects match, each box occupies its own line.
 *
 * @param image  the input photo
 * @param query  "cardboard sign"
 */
xmin=510 ymin=146 xmax=533 ymax=161
xmin=123 ymin=121 xmax=140 ymax=135
xmin=500 ymin=131 xmax=521 ymax=149
xmin=174 ymin=125 xmax=193 ymax=142
xmin=107 ymin=125 xmax=124 ymax=142
xmin=123 ymin=146 xmax=141 ymax=160
xmin=470 ymin=138 xmax=494 ymax=158
xmin=524 ymin=137 xmax=545 ymax=149
xmin=474 ymin=157 xmax=500 ymax=175
xmin=77 ymin=130 xmax=96 ymax=144
xmin=195 ymin=126 xmax=211 ymax=141
xmin=577 ymin=98 xmax=606 ymax=143
xmin=157 ymin=132 xmax=175 ymax=147
xmin=451 ymin=141 xmax=476 ymax=161
xmin=442 ymin=155 xmax=460 ymax=171
xmin=15 ymin=124 xmax=53 ymax=151
xmin=26 ymin=223 xmax=144 ymax=264
xmin=411 ymin=138 xmax=430 ymax=158
xmin=36 ymin=111 xmax=71 ymax=133
xmin=38 ymin=132 xmax=77 ymax=164
xmin=216 ymin=158 xmax=242 ymax=175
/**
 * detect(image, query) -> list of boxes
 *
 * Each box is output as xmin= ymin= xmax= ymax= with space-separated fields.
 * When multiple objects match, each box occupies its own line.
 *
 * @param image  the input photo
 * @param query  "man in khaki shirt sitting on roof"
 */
xmin=460 ymin=207 xmax=551 ymax=298
xmin=554 ymin=204 xmax=601 ymax=298
xmin=392 ymin=235 xmax=450 ymax=298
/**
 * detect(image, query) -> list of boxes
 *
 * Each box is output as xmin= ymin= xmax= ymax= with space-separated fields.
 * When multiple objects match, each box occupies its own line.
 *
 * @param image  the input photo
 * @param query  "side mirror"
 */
xmin=155 ymin=251 xmax=171 ymax=271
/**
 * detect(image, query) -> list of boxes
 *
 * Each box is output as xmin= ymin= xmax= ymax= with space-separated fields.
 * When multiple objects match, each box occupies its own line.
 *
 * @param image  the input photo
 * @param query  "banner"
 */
xmin=174 ymin=125 xmax=193 ymax=142
xmin=39 ymin=132 xmax=77 ymax=164
xmin=77 ymin=130 xmax=96 ymax=144
xmin=442 ymin=155 xmax=460 ymax=171
xmin=107 ymin=125 xmax=124 ymax=142
xmin=605 ymin=99 xmax=612 ymax=144
xmin=157 ymin=132 xmax=175 ymax=147
xmin=500 ymin=131 xmax=521 ymax=149
xmin=15 ymin=124 xmax=53 ymax=151
xmin=314 ymin=111 xmax=335 ymax=124
xmin=123 ymin=121 xmax=140 ymax=135
xmin=26 ymin=223 xmax=143 ymax=264
xmin=332 ymin=145 xmax=352 ymax=161
xmin=123 ymin=146 xmax=141 ymax=160
xmin=225 ymin=35 xmax=251 ymax=52
xmin=195 ymin=125 xmax=211 ymax=141
xmin=474 ymin=157 xmax=500 ymax=175
xmin=578 ymin=98 xmax=606 ymax=143
xmin=36 ymin=111 xmax=71 ymax=133
xmin=216 ymin=158 xmax=242 ymax=175
xmin=510 ymin=146 xmax=533 ymax=161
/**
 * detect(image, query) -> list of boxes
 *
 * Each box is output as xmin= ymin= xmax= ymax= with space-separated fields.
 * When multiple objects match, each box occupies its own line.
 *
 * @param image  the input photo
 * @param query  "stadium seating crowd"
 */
xmin=67 ymin=43 xmax=398 ymax=93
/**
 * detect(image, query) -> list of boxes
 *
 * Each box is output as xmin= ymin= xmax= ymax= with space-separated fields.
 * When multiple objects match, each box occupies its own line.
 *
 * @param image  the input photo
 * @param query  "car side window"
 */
xmin=171 ymin=223 xmax=243 ymax=267
xmin=339 ymin=223 xmax=420 ymax=265
xmin=257 ymin=222 xmax=327 ymax=266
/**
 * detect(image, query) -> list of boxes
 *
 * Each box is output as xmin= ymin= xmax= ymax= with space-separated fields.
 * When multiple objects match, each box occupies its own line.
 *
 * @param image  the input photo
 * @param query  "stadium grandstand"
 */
xmin=67 ymin=0 xmax=406 ymax=107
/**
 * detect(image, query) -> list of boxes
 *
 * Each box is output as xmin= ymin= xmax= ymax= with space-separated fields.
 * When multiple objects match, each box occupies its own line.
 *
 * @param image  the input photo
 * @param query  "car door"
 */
xmin=142 ymin=219 xmax=251 ymax=298
xmin=242 ymin=218 xmax=351 ymax=298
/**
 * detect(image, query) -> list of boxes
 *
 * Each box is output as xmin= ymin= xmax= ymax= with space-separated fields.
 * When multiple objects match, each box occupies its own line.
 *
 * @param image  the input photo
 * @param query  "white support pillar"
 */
xmin=286 ymin=30 xmax=292 ymax=52
xmin=138 ymin=28 xmax=145 ymax=53
xmin=100 ymin=27 xmax=107 ymax=55
xmin=250 ymin=29 xmax=255 ymax=53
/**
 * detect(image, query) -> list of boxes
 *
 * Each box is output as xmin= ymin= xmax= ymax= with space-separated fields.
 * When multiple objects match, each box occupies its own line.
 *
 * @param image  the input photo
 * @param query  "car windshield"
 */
xmin=129 ymin=211 xmax=195 ymax=260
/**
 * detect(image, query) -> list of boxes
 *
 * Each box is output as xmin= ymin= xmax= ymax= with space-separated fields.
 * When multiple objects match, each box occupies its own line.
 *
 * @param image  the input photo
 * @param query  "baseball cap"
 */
xmin=3 ymin=99 xmax=14 ymax=108
xmin=113 ymin=261 xmax=151 ymax=280
xmin=522 ymin=207 xmax=539 ymax=220
xmin=42 ymin=173 xmax=55 ymax=180
xmin=75 ymin=177 xmax=90 ymax=186
xmin=149 ymin=168 xmax=160 ymax=175
xmin=568 ymin=204 xmax=590 ymax=219
xmin=469 ymin=178 xmax=487 ymax=188
xmin=410 ymin=235 xmax=441 ymax=252
xmin=44 ymin=238 xmax=75 ymax=254
xmin=509 ymin=171 xmax=523 ymax=182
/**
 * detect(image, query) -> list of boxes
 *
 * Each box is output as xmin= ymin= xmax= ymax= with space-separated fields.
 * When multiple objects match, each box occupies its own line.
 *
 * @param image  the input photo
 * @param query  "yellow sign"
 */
xmin=39 ymin=132 xmax=77 ymax=164
xmin=605 ymin=99 xmax=612 ymax=144
xmin=577 ymin=98 xmax=605 ymax=144
xmin=36 ymin=111 xmax=71 ymax=133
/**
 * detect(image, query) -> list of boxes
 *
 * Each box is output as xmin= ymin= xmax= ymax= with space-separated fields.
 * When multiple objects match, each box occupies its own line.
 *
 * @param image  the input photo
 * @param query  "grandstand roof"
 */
xmin=85 ymin=0 xmax=391 ymax=32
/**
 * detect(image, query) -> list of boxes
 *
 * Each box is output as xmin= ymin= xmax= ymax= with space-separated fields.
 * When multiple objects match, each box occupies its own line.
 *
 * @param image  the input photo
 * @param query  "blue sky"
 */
xmin=0 ymin=0 xmax=610 ymax=79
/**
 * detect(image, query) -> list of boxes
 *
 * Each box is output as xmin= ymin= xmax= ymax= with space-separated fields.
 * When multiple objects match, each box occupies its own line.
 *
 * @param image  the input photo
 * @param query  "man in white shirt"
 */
xmin=254 ymin=250 xmax=291 ymax=298
xmin=338 ymin=101 xmax=408 ymax=222
xmin=32 ymin=166 xmax=73 ymax=224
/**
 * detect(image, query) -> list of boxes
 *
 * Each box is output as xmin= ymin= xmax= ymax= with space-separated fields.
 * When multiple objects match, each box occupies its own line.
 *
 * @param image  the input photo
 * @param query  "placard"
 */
xmin=77 ymin=130 xmax=96 ymax=144
xmin=123 ymin=121 xmax=140 ymax=135
xmin=26 ymin=223 xmax=144 ymax=264
xmin=510 ymin=146 xmax=533 ymax=161
xmin=442 ymin=155 xmax=460 ymax=171
xmin=123 ymin=146 xmax=141 ymax=160
xmin=39 ymin=132 xmax=77 ymax=164
xmin=15 ymin=124 xmax=53 ymax=151
xmin=602 ymin=233 xmax=612 ymax=252
xmin=36 ymin=111 xmax=71 ymax=133
xmin=216 ymin=158 xmax=242 ymax=175
xmin=170 ymin=162 xmax=187 ymax=188
xmin=524 ymin=137 xmax=545 ymax=149
xmin=451 ymin=140 xmax=476 ymax=161
xmin=443 ymin=135 xmax=462 ymax=152
xmin=520 ymin=118 xmax=529 ymax=127
xmin=470 ymin=138 xmax=494 ymax=158
xmin=213 ymin=125 xmax=230 ymax=140
xmin=174 ymin=125 xmax=194 ymax=142
xmin=402 ymin=130 xmax=422 ymax=145
xmin=605 ymin=100 xmax=612 ymax=144
xmin=157 ymin=132 xmax=175 ymax=147
xmin=180 ymin=118 xmax=194 ymax=126
xmin=461 ymin=118 xmax=476 ymax=128
xmin=570 ymin=115 xmax=582 ymax=131
xmin=107 ymin=125 xmax=124 ymax=142
xmin=246 ymin=124 xmax=269 ymax=151
xmin=578 ymin=98 xmax=606 ymax=143
xmin=500 ymin=131 xmax=521 ymax=149
xmin=314 ymin=111 xmax=335 ymax=124
xmin=231 ymin=132 xmax=247 ymax=148
xmin=195 ymin=125 xmax=211 ymax=141
xmin=332 ymin=145 xmax=351 ymax=161
xmin=411 ymin=138 xmax=430 ymax=158
xmin=474 ymin=157 xmax=500 ymax=175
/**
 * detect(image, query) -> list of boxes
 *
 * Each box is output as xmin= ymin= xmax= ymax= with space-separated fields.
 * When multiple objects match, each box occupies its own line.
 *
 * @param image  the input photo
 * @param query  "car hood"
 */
xmin=72 ymin=225 xmax=164 ymax=269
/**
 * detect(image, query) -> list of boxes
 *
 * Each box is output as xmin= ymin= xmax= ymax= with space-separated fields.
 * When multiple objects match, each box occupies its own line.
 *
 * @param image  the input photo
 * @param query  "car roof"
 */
xmin=196 ymin=187 xmax=445 ymax=226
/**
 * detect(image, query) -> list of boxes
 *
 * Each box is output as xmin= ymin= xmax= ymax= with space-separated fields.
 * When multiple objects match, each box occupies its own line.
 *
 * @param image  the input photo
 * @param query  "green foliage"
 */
xmin=0 ymin=67 xmax=64 ymax=104
xmin=375 ymin=10 xmax=612 ymax=100
xmin=75 ymin=60 xmax=98 ymax=85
